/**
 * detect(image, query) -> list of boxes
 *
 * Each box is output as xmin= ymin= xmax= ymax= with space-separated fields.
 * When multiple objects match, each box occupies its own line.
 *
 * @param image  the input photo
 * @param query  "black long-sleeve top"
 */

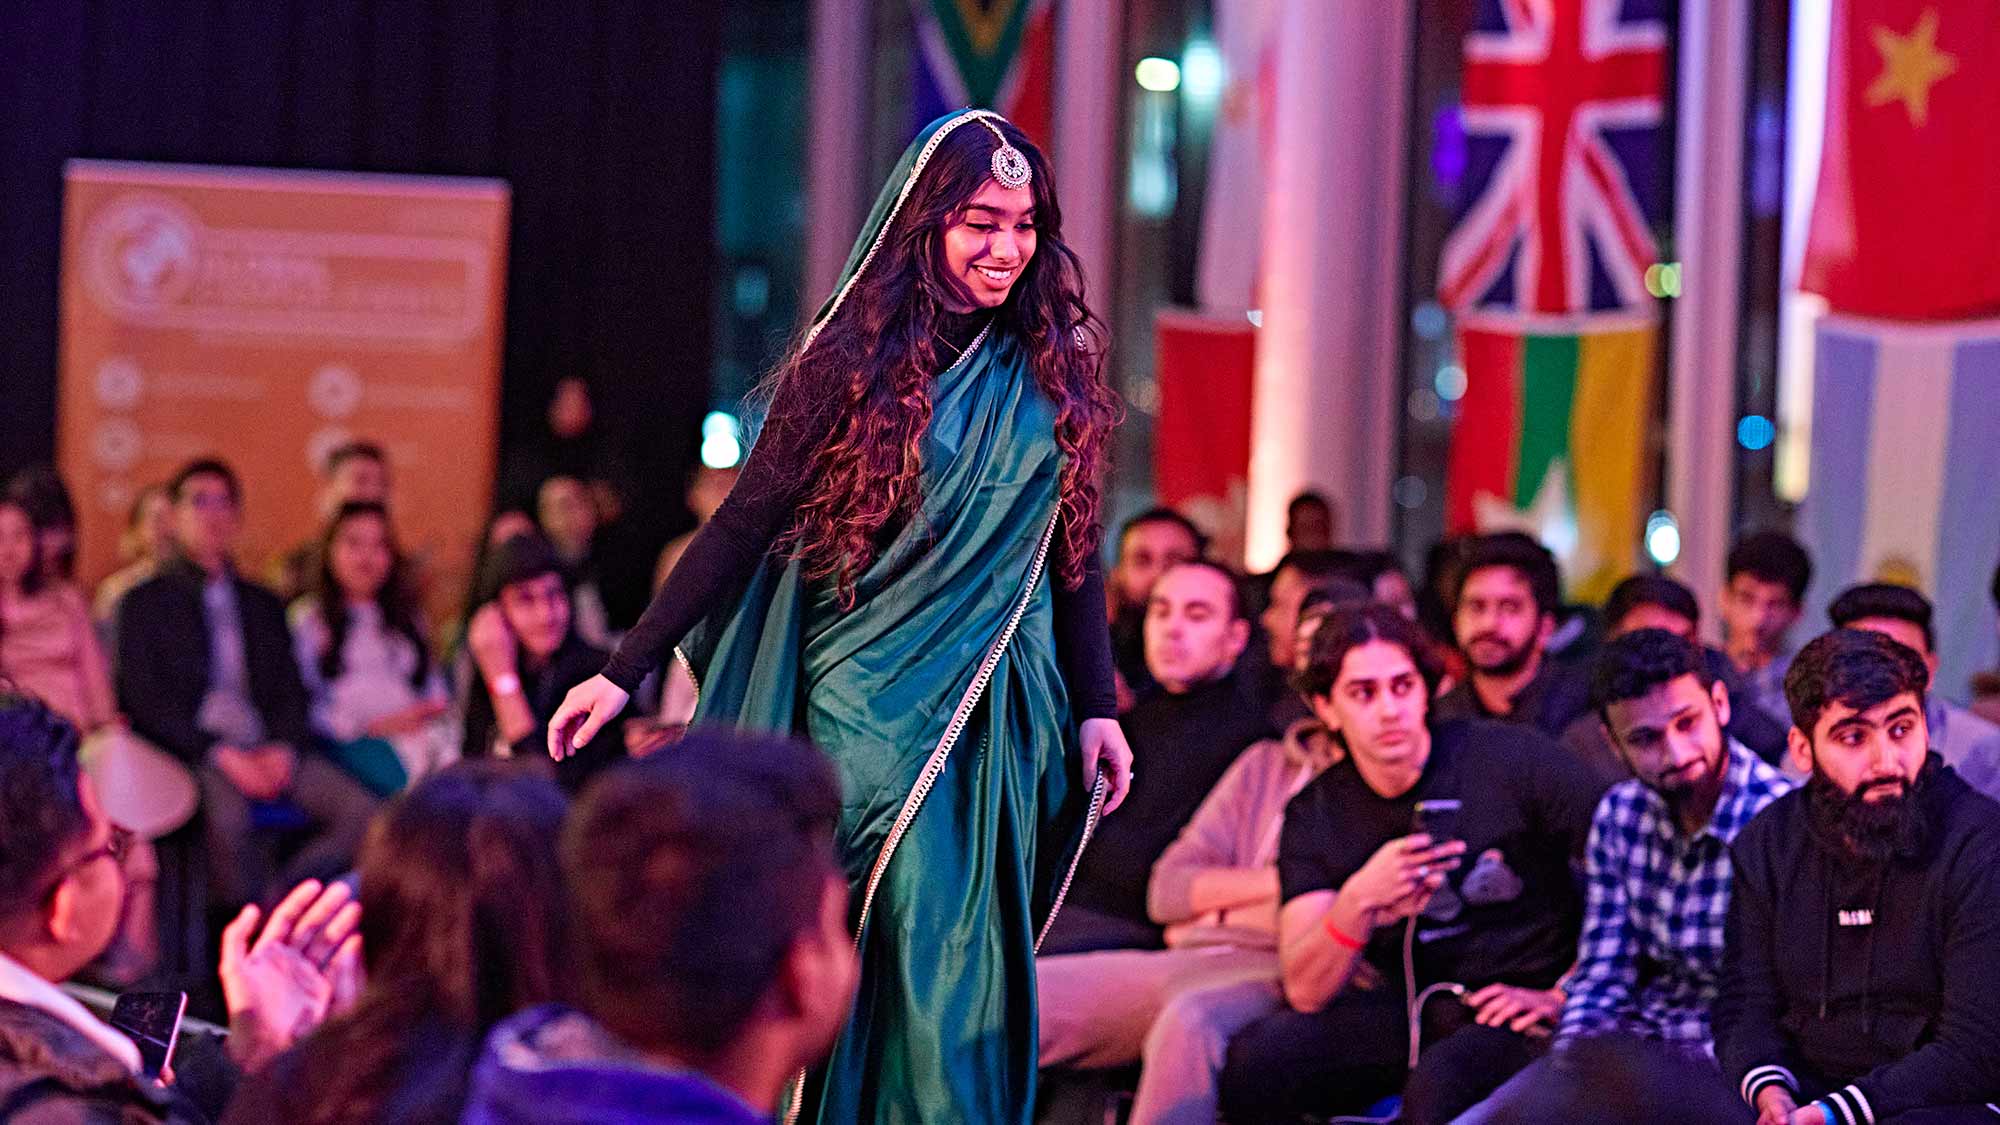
xmin=601 ymin=317 xmax=1117 ymax=721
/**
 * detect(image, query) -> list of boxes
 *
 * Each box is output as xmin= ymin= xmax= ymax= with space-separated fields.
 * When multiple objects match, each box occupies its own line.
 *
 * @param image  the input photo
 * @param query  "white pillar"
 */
xmin=805 ymin=0 xmax=871 ymax=305
xmin=1666 ymin=0 xmax=1751 ymax=632
xmin=1054 ymin=0 xmax=1123 ymax=297
xmin=1244 ymin=0 xmax=1411 ymax=569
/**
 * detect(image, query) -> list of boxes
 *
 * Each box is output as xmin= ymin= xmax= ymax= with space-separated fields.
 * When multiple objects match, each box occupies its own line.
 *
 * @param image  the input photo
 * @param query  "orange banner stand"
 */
xmin=58 ymin=161 xmax=510 ymax=618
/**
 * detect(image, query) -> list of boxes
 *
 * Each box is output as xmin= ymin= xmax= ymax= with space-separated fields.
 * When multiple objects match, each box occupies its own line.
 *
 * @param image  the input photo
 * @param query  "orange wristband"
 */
xmin=1322 ymin=911 xmax=1367 ymax=951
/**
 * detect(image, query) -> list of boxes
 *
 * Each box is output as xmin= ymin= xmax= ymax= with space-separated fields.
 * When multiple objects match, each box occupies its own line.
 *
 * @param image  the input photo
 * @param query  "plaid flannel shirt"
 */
xmin=1557 ymin=742 xmax=1793 ymax=1051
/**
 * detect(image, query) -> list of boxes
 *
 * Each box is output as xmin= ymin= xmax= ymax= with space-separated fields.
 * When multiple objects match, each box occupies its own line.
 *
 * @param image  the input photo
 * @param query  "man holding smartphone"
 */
xmin=0 ymin=692 xmax=359 ymax=1121
xmin=1217 ymin=605 xmax=1601 ymax=1125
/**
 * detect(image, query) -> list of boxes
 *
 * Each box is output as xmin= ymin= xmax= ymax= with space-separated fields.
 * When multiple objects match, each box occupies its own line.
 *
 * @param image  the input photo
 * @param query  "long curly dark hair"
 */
xmin=765 ymin=116 xmax=1120 ymax=604
xmin=311 ymin=501 xmax=430 ymax=689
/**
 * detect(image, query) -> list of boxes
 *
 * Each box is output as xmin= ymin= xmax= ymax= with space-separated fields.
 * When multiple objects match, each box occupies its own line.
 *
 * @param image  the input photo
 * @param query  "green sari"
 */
xmin=675 ymin=110 xmax=1104 ymax=1124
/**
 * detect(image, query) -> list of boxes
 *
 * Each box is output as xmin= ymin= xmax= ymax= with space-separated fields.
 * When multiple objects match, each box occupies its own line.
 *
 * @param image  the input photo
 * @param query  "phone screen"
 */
xmin=1411 ymin=798 xmax=1464 ymax=846
xmin=109 ymin=990 xmax=186 ymax=1077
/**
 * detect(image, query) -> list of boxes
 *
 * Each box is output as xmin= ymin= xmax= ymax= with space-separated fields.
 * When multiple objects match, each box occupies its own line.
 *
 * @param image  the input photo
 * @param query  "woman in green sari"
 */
xmin=547 ymin=110 xmax=1134 ymax=1123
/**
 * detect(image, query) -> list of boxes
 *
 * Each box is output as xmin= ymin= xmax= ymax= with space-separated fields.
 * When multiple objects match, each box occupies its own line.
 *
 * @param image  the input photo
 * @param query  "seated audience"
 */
xmin=115 ymin=459 xmax=378 ymax=908
xmin=0 ymin=692 xmax=354 ymax=1122
xmin=1720 ymin=530 xmax=1813 ymax=726
xmin=1458 ymin=630 xmax=1792 ymax=1120
xmin=6 ymin=466 xmax=80 ymax=589
xmin=1040 ymin=561 xmax=1270 ymax=956
xmin=1716 ymin=628 xmax=2000 ymax=1124
xmin=1556 ymin=574 xmax=1789 ymax=782
xmin=1828 ymin=581 xmax=2000 ymax=800
xmin=93 ymin=484 xmax=174 ymax=624
xmin=1433 ymin=532 xmax=1590 ymax=737
xmin=535 ymin=475 xmax=611 ymax=646
xmin=1285 ymin=490 xmax=1337 ymax=554
xmin=291 ymin=501 xmax=456 ymax=795
xmin=1352 ymin=550 xmax=1420 ymax=620
xmin=273 ymin=441 xmax=392 ymax=602
xmin=1257 ymin=549 xmax=1370 ymax=726
xmin=1976 ymin=562 xmax=2000 ymax=725
xmin=652 ymin=463 xmax=742 ymax=591
xmin=1106 ymin=507 xmax=1205 ymax=708
xmin=223 ymin=761 xmax=574 ymax=1125
xmin=1038 ymin=667 xmax=1343 ymax=1124
xmin=459 ymin=532 xmax=625 ymax=790
xmin=1219 ymin=605 xmax=1600 ymax=1125
xmin=461 ymin=730 xmax=857 ymax=1125
xmin=0 ymin=497 xmax=115 ymax=731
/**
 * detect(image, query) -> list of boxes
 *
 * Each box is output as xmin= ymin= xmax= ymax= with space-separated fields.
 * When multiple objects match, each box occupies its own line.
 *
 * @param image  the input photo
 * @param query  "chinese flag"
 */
xmin=1802 ymin=0 xmax=2000 ymax=319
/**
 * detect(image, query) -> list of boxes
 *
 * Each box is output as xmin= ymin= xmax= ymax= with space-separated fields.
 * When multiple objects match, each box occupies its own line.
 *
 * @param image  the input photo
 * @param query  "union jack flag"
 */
xmin=1438 ymin=0 xmax=1670 ymax=325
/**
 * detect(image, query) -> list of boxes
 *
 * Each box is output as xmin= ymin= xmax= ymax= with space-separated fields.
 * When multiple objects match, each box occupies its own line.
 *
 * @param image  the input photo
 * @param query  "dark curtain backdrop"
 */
xmin=0 ymin=0 xmax=719 ymax=555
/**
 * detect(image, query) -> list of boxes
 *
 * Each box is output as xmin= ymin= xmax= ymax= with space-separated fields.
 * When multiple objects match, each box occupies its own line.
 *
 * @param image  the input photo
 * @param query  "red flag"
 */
xmin=1154 ymin=311 xmax=1256 ymax=565
xmin=1802 ymin=0 xmax=2000 ymax=319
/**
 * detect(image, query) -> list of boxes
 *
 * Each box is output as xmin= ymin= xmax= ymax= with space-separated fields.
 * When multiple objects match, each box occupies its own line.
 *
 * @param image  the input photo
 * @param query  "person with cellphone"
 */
xmin=1216 ymin=605 xmax=1601 ymax=1125
xmin=0 ymin=691 xmax=359 ymax=1121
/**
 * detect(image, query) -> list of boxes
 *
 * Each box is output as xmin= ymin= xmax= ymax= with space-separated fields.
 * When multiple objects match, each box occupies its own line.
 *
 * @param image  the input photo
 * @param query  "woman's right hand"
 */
xmin=547 ymin=674 xmax=630 ymax=761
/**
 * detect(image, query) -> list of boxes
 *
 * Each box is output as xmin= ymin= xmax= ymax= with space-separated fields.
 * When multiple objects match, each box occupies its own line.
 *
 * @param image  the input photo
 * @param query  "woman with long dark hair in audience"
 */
xmin=545 ymin=111 xmax=1133 ymax=1123
xmin=221 ymin=760 xmax=573 ymax=1125
xmin=0 ymin=497 xmax=114 ymax=732
xmin=291 ymin=502 xmax=454 ymax=794
xmin=5 ymin=466 xmax=79 ymax=589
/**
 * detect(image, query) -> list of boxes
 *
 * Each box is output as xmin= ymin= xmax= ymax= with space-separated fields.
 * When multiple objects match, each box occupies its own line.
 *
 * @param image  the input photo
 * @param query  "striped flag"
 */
xmin=1798 ymin=317 xmax=2000 ymax=700
xmin=910 ymin=0 xmax=1053 ymax=144
xmin=1447 ymin=325 xmax=1657 ymax=600
xmin=1436 ymin=0 xmax=1670 ymax=598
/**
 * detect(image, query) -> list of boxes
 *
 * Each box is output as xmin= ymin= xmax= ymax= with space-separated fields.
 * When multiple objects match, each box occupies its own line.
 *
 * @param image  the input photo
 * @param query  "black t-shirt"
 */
xmin=1277 ymin=718 xmax=1599 ymax=992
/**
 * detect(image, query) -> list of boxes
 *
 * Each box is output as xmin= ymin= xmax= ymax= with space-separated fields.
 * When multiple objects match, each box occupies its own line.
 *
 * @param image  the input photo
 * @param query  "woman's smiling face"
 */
xmin=941 ymin=180 xmax=1037 ymax=310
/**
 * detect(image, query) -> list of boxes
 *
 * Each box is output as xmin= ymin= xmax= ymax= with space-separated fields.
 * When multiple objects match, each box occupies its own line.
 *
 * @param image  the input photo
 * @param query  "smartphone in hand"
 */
xmin=109 ymin=990 xmax=187 ymax=1077
xmin=1411 ymin=798 xmax=1464 ymax=846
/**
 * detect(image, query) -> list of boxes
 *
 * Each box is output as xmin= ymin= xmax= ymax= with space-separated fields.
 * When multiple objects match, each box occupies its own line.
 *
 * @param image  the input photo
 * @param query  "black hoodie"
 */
xmin=1715 ymin=756 xmax=2000 ymax=1122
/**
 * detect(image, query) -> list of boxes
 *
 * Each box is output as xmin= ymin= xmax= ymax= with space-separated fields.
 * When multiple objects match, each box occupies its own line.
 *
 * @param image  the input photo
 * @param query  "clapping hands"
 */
xmin=218 ymin=878 xmax=364 ymax=1071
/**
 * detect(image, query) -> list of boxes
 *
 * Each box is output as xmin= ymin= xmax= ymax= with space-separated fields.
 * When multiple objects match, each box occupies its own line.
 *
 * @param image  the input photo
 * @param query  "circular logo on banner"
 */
xmin=307 ymin=363 xmax=362 ymax=418
xmin=91 ymin=419 xmax=143 ymax=471
xmin=94 ymin=357 xmax=145 ymax=409
xmin=82 ymin=194 xmax=202 ymax=314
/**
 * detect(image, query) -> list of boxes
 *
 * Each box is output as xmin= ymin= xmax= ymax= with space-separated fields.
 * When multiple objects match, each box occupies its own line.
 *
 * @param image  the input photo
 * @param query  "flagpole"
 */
xmin=1244 ymin=0 xmax=1411 ymax=570
xmin=1667 ymin=0 xmax=1752 ymax=631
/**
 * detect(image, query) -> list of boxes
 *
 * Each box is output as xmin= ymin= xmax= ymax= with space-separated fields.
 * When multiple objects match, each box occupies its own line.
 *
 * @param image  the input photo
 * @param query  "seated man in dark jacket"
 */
xmin=1716 ymin=628 xmax=2000 ymax=1124
xmin=116 ymin=459 xmax=377 ymax=908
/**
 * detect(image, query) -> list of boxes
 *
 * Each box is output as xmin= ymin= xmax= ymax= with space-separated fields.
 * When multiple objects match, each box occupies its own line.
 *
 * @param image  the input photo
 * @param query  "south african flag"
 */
xmin=910 ymin=0 xmax=1054 ymax=144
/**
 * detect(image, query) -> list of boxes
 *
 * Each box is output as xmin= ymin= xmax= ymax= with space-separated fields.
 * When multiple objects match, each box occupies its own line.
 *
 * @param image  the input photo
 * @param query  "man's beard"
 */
xmin=1465 ymin=632 xmax=1536 ymax=677
xmin=1805 ymin=759 xmax=1935 ymax=863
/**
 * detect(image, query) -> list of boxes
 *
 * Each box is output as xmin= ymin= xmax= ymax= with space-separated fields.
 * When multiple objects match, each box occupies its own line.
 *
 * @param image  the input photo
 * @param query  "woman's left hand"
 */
xmin=1079 ymin=717 xmax=1134 ymax=815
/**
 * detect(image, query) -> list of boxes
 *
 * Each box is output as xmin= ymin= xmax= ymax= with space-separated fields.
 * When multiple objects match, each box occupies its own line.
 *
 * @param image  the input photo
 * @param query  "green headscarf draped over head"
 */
xmin=806 ymin=108 xmax=1020 ymax=350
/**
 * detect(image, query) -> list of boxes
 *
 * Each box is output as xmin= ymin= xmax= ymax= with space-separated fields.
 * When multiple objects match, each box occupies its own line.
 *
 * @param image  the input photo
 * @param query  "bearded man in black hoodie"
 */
xmin=1716 ymin=628 xmax=2000 ymax=1125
